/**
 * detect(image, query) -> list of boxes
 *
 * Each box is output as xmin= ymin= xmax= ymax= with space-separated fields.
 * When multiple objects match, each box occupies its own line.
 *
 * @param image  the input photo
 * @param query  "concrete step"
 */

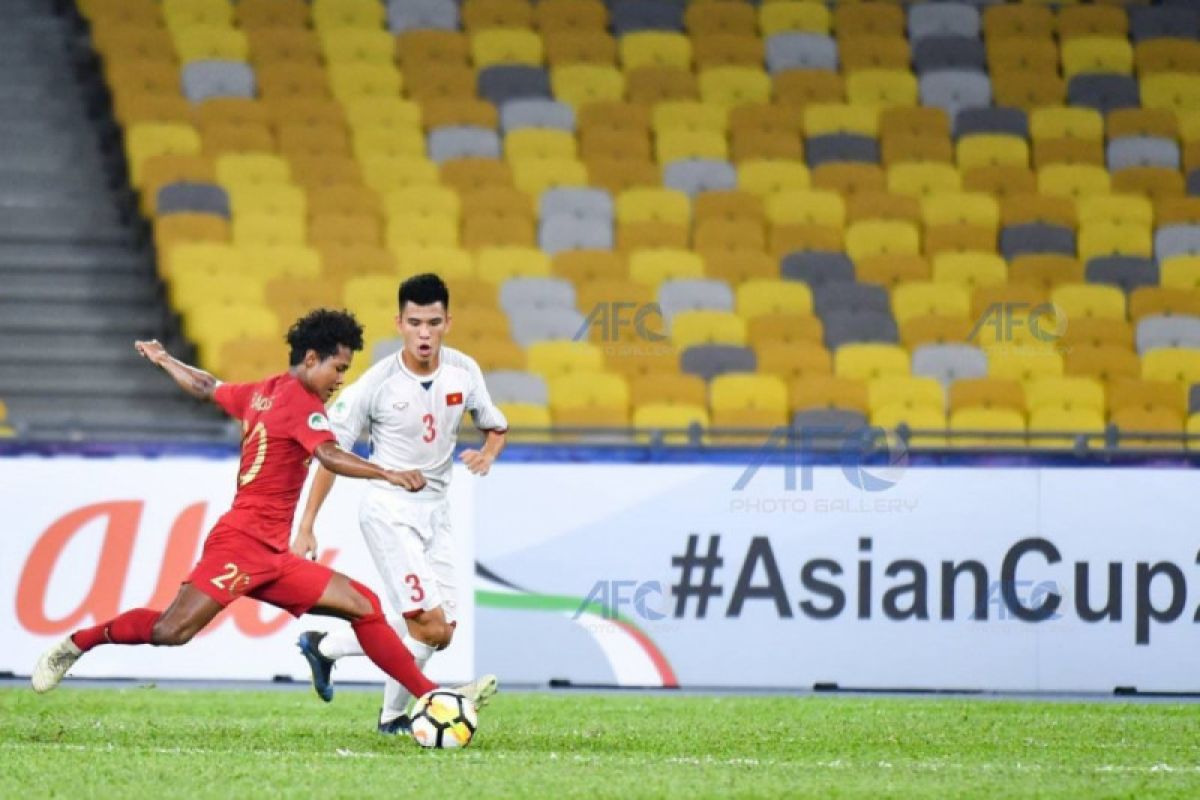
xmin=0 ymin=210 xmax=134 ymax=244
xmin=0 ymin=300 xmax=164 ymax=334
xmin=6 ymin=395 xmax=235 ymax=440
xmin=0 ymin=367 xmax=182 ymax=398
xmin=0 ymin=241 xmax=147 ymax=272
xmin=2 ymin=271 xmax=157 ymax=303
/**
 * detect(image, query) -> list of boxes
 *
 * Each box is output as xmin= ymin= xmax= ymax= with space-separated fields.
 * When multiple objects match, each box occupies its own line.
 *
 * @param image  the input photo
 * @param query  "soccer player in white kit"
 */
xmin=293 ymin=273 xmax=508 ymax=733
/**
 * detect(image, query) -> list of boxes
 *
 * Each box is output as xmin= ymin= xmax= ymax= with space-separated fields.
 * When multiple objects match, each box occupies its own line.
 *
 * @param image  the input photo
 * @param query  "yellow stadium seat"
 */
xmin=1078 ymin=221 xmax=1153 ymax=262
xmin=126 ymin=123 xmax=201 ymax=187
xmin=949 ymin=378 xmax=1025 ymax=415
xmin=867 ymin=375 xmax=944 ymax=414
xmin=385 ymin=214 xmax=458 ymax=250
xmin=1061 ymin=37 xmax=1134 ymax=79
xmin=846 ymin=70 xmax=918 ymax=109
xmin=551 ymin=64 xmax=625 ymax=107
xmin=619 ymin=31 xmax=691 ymax=71
xmin=1051 ymin=283 xmax=1127 ymax=321
xmin=887 ymin=162 xmax=961 ymax=198
xmin=948 ymin=407 xmax=1026 ymax=448
xmin=626 ymin=65 xmax=697 ymax=105
xmin=988 ymin=350 xmax=1064 ymax=384
xmin=1142 ymin=348 xmax=1200 ymax=387
xmin=165 ymin=242 xmax=242 ymax=280
xmin=462 ymin=0 xmax=534 ymax=32
xmin=956 ymin=134 xmax=1029 ymax=171
xmin=505 ymin=129 xmax=577 ymax=162
xmin=892 ymin=282 xmax=970 ymax=323
xmin=162 ymin=0 xmax=231 ymax=30
xmin=361 ymin=156 xmax=439 ymax=195
xmin=476 ymin=246 xmax=551 ymax=284
xmin=1025 ymin=376 xmax=1105 ymax=416
xmin=633 ymin=403 xmax=709 ymax=443
xmin=186 ymin=304 xmax=279 ymax=372
xmin=343 ymin=97 xmax=422 ymax=132
xmin=342 ymin=275 xmax=398 ymax=317
xmin=491 ymin=403 xmax=550 ymax=442
xmin=870 ymin=404 xmax=946 ymax=446
xmin=238 ymin=244 xmax=321 ymax=281
xmin=328 ymin=63 xmax=403 ymax=104
xmin=711 ymin=373 xmax=788 ymax=415
xmin=628 ymin=249 xmax=704 ymax=287
xmin=755 ymin=340 xmax=830 ymax=380
xmin=1161 ymin=256 xmax=1200 ymax=290
xmin=670 ymin=310 xmax=747 ymax=348
xmin=511 ymin=157 xmax=588 ymax=196
xmin=652 ymin=101 xmax=728 ymax=136
xmin=764 ymin=189 xmax=844 ymax=229
xmin=535 ymin=0 xmax=607 ymax=33
xmin=527 ymin=340 xmax=605 ymax=379
xmin=616 ymin=188 xmax=691 ymax=226
xmin=655 ymin=129 xmax=728 ymax=162
xmin=932 ymin=253 xmax=1007 ymax=290
xmin=921 ymin=192 xmax=1000 ymax=230
xmin=320 ymin=28 xmax=394 ymax=65
xmin=383 ymin=184 xmax=460 ymax=224
xmin=173 ymin=25 xmax=248 ymax=63
xmin=845 ymin=220 xmax=920 ymax=261
xmin=804 ymin=103 xmax=878 ymax=137
xmin=393 ymin=245 xmax=475 ymax=281
xmin=693 ymin=33 xmax=764 ymax=70
xmin=471 ymin=28 xmax=544 ymax=67
xmin=774 ymin=69 xmax=845 ymax=107
xmin=698 ymin=66 xmax=772 ymax=109
xmin=549 ymin=371 xmax=630 ymax=413
xmin=310 ymin=0 xmax=385 ymax=32
xmin=1037 ymin=164 xmax=1111 ymax=201
xmin=228 ymin=184 xmax=306 ymax=219
xmin=737 ymin=159 xmax=810 ymax=196
xmin=1140 ymin=73 xmax=1200 ymax=113
xmin=1030 ymin=106 xmax=1104 ymax=142
xmin=232 ymin=212 xmax=305 ymax=247
xmin=759 ymin=2 xmax=830 ymax=36
xmin=1077 ymin=193 xmax=1154 ymax=227
xmin=833 ymin=343 xmax=910 ymax=381
xmin=215 ymin=153 xmax=290 ymax=189
xmin=735 ymin=280 xmax=813 ymax=320
xmin=1027 ymin=407 xmax=1106 ymax=450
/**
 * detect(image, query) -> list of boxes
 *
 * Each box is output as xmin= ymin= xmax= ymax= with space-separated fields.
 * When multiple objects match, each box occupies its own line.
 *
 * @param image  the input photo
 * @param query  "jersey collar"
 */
xmin=394 ymin=348 xmax=443 ymax=383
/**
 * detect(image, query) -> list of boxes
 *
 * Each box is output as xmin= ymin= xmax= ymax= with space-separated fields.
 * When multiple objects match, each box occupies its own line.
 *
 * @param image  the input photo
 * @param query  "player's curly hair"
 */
xmin=398 ymin=272 xmax=450 ymax=311
xmin=286 ymin=308 xmax=364 ymax=366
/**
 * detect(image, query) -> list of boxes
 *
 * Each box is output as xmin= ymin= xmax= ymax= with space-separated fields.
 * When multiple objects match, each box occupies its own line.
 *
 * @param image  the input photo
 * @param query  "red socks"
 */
xmin=71 ymin=608 xmax=161 ymax=652
xmin=348 ymin=579 xmax=437 ymax=698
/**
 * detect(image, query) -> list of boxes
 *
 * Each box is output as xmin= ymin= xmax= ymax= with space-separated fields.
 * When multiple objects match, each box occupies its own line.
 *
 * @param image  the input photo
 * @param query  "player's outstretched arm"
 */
xmin=313 ymin=442 xmax=426 ymax=490
xmin=133 ymin=339 xmax=218 ymax=402
xmin=293 ymin=464 xmax=337 ymax=559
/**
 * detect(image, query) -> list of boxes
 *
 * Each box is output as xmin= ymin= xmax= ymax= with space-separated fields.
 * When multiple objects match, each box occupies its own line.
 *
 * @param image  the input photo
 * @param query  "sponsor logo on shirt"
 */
xmin=308 ymin=413 xmax=331 ymax=431
xmin=446 ymin=392 xmax=463 ymax=406
xmin=250 ymin=393 xmax=272 ymax=412
xmin=393 ymin=401 xmax=409 ymax=411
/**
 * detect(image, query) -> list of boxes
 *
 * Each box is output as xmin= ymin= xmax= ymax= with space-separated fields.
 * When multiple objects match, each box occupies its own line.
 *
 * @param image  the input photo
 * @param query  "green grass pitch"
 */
xmin=3 ymin=687 xmax=1198 ymax=798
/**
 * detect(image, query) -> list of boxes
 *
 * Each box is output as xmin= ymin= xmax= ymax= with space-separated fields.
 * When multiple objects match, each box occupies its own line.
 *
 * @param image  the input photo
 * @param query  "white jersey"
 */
xmin=327 ymin=346 xmax=507 ymax=495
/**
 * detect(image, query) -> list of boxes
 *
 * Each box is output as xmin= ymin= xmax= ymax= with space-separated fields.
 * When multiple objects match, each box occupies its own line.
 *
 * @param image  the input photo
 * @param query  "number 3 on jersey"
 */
xmin=405 ymin=573 xmax=425 ymax=602
xmin=421 ymin=413 xmax=436 ymax=443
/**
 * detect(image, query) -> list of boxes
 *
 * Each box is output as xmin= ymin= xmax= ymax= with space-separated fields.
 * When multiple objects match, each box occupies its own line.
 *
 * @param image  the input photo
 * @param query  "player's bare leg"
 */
xmin=32 ymin=584 xmax=223 ymax=693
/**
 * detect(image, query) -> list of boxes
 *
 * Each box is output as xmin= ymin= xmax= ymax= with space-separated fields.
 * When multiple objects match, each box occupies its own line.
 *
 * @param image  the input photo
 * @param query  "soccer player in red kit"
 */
xmin=30 ymin=309 xmax=495 ymax=711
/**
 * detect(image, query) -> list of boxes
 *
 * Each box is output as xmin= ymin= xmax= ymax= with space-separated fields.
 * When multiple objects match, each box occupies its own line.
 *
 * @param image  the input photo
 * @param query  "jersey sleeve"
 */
xmin=464 ymin=356 xmax=509 ymax=433
xmin=288 ymin=397 xmax=338 ymax=456
xmin=212 ymin=381 xmax=256 ymax=421
xmin=326 ymin=375 xmax=373 ymax=451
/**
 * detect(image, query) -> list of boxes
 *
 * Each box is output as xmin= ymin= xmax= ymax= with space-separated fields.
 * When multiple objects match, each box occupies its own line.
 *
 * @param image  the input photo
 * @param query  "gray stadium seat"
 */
xmin=485 ymin=370 xmax=548 ymax=405
xmin=912 ymin=36 xmax=987 ymax=75
xmin=814 ymin=282 xmax=890 ymax=316
xmin=999 ymin=223 xmax=1076 ymax=260
xmin=1067 ymin=75 xmax=1139 ymax=114
xmin=371 ymin=338 xmax=403 ymax=364
xmin=919 ymin=71 xmax=992 ymax=116
xmin=908 ymin=3 xmax=981 ymax=41
xmin=658 ymin=278 xmax=735 ymax=322
xmin=1190 ymin=383 xmax=1200 ymax=414
xmin=1155 ymin=225 xmax=1200 ymax=261
xmin=805 ymin=134 xmax=879 ymax=167
xmin=538 ymin=216 xmax=614 ymax=254
xmin=954 ymin=106 xmax=1027 ymax=139
xmin=1129 ymin=7 xmax=1200 ymax=43
xmin=764 ymin=33 xmax=838 ymax=73
xmin=428 ymin=126 xmax=502 ymax=162
xmin=610 ymin=0 xmax=685 ymax=35
xmin=1106 ymin=137 xmax=1180 ymax=171
xmin=477 ymin=66 xmax=551 ymax=106
xmin=540 ymin=187 xmax=613 ymax=221
xmin=822 ymin=310 xmax=899 ymax=349
xmin=510 ymin=307 xmax=587 ymax=347
xmin=780 ymin=251 xmax=856 ymax=288
xmin=156 ymin=182 xmax=229 ymax=218
xmin=1086 ymin=256 xmax=1159 ymax=294
xmin=792 ymin=409 xmax=869 ymax=444
xmin=912 ymin=343 xmax=988 ymax=386
xmin=680 ymin=344 xmax=755 ymax=380
xmin=1190 ymin=170 xmax=1200 ymax=197
xmin=663 ymin=159 xmax=737 ymax=196
xmin=500 ymin=277 xmax=576 ymax=316
xmin=1136 ymin=315 xmax=1200 ymax=355
xmin=500 ymin=99 xmax=575 ymax=133
xmin=388 ymin=0 xmax=457 ymax=33
xmin=181 ymin=61 xmax=255 ymax=102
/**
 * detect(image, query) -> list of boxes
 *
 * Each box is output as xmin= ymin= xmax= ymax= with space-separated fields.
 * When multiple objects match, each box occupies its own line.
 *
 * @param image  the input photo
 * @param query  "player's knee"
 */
xmin=347 ymin=579 xmax=383 ymax=619
xmin=151 ymin=617 xmax=197 ymax=647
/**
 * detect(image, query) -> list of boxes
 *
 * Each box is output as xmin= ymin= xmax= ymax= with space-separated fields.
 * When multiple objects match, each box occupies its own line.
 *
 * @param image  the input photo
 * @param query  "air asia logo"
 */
xmin=14 ymin=501 xmax=339 ymax=637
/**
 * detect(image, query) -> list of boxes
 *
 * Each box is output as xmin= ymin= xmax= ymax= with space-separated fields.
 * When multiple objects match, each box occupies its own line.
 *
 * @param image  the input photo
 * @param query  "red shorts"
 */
xmin=187 ymin=524 xmax=333 ymax=617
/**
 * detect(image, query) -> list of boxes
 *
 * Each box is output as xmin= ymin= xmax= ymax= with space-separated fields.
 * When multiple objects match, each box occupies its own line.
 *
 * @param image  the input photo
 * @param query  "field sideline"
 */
xmin=3 ymin=687 xmax=1198 ymax=798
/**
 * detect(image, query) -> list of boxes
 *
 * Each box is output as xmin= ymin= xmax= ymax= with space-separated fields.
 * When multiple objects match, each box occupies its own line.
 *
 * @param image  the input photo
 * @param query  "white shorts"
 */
xmin=357 ymin=489 xmax=457 ymax=624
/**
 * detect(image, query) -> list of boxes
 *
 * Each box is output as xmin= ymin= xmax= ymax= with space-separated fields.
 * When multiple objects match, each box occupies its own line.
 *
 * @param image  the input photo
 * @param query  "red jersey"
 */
xmin=212 ymin=373 xmax=336 ymax=551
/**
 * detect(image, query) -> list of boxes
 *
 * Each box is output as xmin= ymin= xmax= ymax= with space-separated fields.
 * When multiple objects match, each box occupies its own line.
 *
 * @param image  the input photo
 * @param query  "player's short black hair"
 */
xmin=398 ymin=273 xmax=450 ymax=312
xmin=286 ymin=308 xmax=364 ymax=366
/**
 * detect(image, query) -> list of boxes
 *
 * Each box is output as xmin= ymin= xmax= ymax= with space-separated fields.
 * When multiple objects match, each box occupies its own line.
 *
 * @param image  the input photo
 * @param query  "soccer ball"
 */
xmin=410 ymin=689 xmax=478 ymax=749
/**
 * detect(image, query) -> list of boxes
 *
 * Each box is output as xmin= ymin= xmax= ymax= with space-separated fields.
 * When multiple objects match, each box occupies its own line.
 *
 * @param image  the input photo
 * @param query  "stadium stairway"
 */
xmin=0 ymin=0 xmax=229 ymax=441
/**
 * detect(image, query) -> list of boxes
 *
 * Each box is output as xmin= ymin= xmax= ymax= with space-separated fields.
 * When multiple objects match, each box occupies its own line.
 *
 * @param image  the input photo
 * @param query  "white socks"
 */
xmin=316 ymin=626 xmax=363 ymax=660
xmin=380 ymin=635 xmax=436 ymax=724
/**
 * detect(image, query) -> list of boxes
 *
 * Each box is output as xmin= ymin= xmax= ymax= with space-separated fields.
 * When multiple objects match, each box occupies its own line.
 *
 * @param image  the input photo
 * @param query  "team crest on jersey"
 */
xmin=250 ymin=393 xmax=272 ymax=412
xmin=446 ymin=392 xmax=463 ymax=406
xmin=308 ymin=412 xmax=331 ymax=431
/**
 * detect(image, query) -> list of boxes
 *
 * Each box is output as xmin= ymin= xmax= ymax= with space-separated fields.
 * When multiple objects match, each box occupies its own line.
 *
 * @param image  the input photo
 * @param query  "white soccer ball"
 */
xmin=410 ymin=689 xmax=478 ymax=749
